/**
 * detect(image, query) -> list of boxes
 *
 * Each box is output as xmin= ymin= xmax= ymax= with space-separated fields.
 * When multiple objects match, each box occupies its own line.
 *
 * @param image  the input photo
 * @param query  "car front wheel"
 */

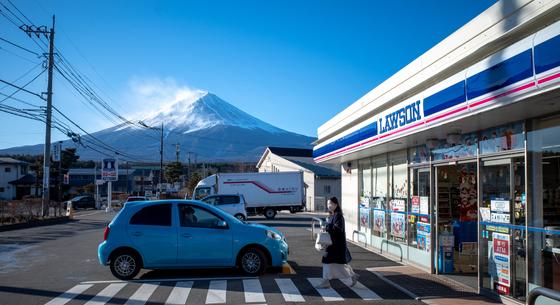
xmin=110 ymin=251 xmax=141 ymax=280
xmin=239 ymin=248 xmax=267 ymax=275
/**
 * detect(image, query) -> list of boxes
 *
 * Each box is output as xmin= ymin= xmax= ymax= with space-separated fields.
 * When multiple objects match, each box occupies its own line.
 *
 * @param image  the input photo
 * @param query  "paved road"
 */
xmin=0 ymin=209 xmax=420 ymax=305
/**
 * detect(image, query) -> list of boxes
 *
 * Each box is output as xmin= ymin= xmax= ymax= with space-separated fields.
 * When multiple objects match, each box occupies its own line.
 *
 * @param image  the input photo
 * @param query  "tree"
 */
xmin=187 ymin=172 xmax=202 ymax=196
xmin=164 ymin=162 xmax=183 ymax=184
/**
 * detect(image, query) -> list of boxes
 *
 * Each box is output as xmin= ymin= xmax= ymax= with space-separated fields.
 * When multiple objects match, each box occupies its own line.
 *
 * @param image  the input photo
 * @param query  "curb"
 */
xmin=0 ymin=216 xmax=72 ymax=232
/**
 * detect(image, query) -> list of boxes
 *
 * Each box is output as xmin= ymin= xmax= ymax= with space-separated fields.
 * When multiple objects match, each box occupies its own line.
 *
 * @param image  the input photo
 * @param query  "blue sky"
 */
xmin=0 ymin=0 xmax=496 ymax=149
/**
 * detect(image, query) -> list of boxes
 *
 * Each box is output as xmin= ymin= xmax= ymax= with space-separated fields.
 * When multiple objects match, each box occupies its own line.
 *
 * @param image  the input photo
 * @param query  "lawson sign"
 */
xmin=378 ymin=100 xmax=422 ymax=134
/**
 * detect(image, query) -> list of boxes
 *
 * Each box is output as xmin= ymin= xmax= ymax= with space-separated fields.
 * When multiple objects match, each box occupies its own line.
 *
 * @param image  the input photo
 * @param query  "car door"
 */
xmin=127 ymin=203 xmax=177 ymax=267
xmin=177 ymin=204 xmax=233 ymax=267
xmin=219 ymin=196 xmax=239 ymax=215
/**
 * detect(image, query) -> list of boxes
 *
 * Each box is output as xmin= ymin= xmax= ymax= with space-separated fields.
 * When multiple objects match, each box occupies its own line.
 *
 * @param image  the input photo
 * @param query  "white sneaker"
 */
xmin=316 ymin=279 xmax=331 ymax=289
xmin=350 ymin=274 xmax=359 ymax=287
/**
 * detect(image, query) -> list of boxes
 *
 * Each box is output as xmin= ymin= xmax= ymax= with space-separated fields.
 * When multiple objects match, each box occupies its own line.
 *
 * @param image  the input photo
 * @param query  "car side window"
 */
xmin=179 ymin=205 xmax=226 ymax=229
xmin=130 ymin=204 xmax=172 ymax=226
xmin=221 ymin=196 xmax=239 ymax=205
xmin=203 ymin=196 xmax=218 ymax=205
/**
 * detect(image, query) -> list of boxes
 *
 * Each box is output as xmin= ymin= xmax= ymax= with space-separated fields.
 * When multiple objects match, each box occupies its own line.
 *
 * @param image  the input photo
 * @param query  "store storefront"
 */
xmin=313 ymin=3 xmax=560 ymax=303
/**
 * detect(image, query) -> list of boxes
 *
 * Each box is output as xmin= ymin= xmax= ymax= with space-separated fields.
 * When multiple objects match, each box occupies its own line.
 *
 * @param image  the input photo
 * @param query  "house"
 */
xmin=67 ymin=168 xmax=129 ymax=195
xmin=256 ymin=147 xmax=340 ymax=212
xmin=0 ymin=157 xmax=29 ymax=200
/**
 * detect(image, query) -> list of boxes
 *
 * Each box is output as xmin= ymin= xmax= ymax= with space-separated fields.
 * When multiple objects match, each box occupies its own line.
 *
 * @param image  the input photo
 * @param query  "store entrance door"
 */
xmin=480 ymin=157 xmax=526 ymax=301
xmin=435 ymin=162 xmax=479 ymax=286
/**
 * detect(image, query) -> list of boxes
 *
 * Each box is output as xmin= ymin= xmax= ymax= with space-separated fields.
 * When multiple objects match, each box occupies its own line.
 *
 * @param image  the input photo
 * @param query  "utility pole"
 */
xmin=22 ymin=16 xmax=55 ymax=217
xmin=159 ymin=122 xmax=163 ymax=197
xmin=175 ymin=143 xmax=180 ymax=163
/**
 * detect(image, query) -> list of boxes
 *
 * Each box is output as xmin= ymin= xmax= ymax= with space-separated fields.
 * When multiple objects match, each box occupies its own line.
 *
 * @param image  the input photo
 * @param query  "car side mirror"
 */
xmin=216 ymin=220 xmax=228 ymax=228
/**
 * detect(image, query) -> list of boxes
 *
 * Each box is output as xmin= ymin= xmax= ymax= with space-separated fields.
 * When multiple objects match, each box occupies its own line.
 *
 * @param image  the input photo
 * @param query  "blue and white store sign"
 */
xmin=314 ymin=20 xmax=560 ymax=162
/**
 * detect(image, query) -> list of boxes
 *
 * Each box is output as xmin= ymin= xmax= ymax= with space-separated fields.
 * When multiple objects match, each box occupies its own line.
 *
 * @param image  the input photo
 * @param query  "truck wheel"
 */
xmin=289 ymin=207 xmax=297 ymax=214
xmin=235 ymin=214 xmax=246 ymax=221
xmin=264 ymin=208 xmax=276 ymax=220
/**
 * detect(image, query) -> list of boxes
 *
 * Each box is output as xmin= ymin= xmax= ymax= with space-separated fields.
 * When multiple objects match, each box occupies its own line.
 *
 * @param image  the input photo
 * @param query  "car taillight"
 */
xmin=103 ymin=226 xmax=110 ymax=241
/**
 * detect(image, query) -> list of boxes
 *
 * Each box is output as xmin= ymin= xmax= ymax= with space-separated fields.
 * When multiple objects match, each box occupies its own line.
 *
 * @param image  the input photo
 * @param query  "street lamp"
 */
xmin=138 ymin=121 xmax=164 ymax=197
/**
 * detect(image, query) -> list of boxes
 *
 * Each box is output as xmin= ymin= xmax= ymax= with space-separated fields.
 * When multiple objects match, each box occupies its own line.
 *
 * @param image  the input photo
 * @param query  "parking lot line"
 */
xmin=44 ymin=284 xmax=93 ymax=305
xmin=165 ymin=281 xmax=193 ymax=305
xmin=84 ymin=283 xmax=127 ymax=305
xmin=307 ymin=278 xmax=344 ymax=302
xmin=206 ymin=280 xmax=227 ymax=304
xmin=243 ymin=279 xmax=265 ymax=303
xmin=274 ymin=278 xmax=305 ymax=302
xmin=124 ymin=282 xmax=159 ymax=305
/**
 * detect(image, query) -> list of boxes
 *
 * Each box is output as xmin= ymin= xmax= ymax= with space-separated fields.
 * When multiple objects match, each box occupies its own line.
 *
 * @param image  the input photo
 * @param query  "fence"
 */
xmin=0 ymin=199 xmax=64 ymax=225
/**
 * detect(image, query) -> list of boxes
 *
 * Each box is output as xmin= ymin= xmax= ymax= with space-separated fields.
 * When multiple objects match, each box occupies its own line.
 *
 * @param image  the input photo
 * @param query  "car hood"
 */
xmin=246 ymin=223 xmax=283 ymax=237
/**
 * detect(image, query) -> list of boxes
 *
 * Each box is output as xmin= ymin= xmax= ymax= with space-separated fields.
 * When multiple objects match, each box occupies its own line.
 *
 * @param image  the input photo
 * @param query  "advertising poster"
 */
xmin=493 ymin=233 xmax=511 ymax=288
xmin=391 ymin=212 xmax=406 ymax=238
xmin=479 ymin=207 xmax=491 ymax=222
xmin=491 ymin=213 xmax=511 ymax=224
xmin=420 ymin=196 xmax=429 ymax=215
xmin=373 ymin=210 xmax=385 ymax=233
xmin=360 ymin=207 xmax=370 ymax=228
xmin=411 ymin=196 xmax=420 ymax=213
xmin=491 ymin=198 xmax=510 ymax=213
xmin=416 ymin=222 xmax=431 ymax=252
xmin=391 ymin=199 xmax=406 ymax=212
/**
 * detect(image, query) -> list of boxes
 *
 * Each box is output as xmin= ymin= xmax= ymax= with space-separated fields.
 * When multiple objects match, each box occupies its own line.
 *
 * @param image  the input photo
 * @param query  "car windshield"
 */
xmin=194 ymin=187 xmax=211 ymax=200
xmin=127 ymin=197 xmax=145 ymax=202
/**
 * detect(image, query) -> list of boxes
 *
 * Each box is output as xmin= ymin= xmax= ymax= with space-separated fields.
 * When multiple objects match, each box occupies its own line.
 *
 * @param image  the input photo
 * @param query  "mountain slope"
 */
xmin=0 ymin=91 xmax=315 ymax=162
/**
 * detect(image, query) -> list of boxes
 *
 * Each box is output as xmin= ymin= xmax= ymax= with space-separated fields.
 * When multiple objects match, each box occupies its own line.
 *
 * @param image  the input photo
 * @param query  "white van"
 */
xmin=198 ymin=194 xmax=247 ymax=221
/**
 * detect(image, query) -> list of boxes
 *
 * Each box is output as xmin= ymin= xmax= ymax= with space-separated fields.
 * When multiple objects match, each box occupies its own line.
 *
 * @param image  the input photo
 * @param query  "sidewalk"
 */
xmin=352 ymin=244 xmax=502 ymax=305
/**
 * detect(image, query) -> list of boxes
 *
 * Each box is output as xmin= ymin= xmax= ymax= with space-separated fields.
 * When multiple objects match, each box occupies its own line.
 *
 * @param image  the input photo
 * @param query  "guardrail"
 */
xmin=528 ymin=287 xmax=560 ymax=305
xmin=311 ymin=217 xmax=324 ymax=239
xmin=352 ymin=230 xmax=368 ymax=247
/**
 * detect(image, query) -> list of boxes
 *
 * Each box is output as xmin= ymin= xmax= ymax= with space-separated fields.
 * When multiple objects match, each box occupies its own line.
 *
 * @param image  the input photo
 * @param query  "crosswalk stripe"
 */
xmin=124 ymin=282 xmax=160 ymax=305
xmin=84 ymin=283 xmax=127 ymax=305
xmin=274 ymin=279 xmax=305 ymax=302
xmin=307 ymin=278 xmax=344 ymax=302
xmin=341 ymin=279 xmax=382 ymax=300
xmin=206 ymin=280 xmax=227 ymax=304
xmin=165 ymin=281 xmax=193 ymax=305
xmin=242 ymin=279 xmax=265 ymax=303
xmin=45 ymin=284 xmax=93 ymax=305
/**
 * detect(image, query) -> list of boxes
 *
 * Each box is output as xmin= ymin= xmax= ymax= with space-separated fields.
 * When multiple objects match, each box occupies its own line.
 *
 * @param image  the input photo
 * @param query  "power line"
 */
xmin=0 ymin=77 xmax=45 ymax=100
xmin=0 ymin=36 xmax=40 ymax=56
xmin=0 ymin=68 xmax=46 ymax=104
xmin=6 ymin=0 xmax=34 ymax=25
xmin=0 ymin=62 xmax=42 ymax=91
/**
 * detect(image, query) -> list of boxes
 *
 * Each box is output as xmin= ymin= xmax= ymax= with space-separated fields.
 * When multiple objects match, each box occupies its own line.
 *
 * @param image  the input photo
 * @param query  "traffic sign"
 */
xmin=101 ymin=158 xmax=118 ymax=181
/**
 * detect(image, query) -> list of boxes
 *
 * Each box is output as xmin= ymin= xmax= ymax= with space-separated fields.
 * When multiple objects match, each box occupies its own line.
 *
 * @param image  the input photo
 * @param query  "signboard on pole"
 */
xmin=53 ymin=142 xmax=61 ymax=162
xmin=63 ymin=173 xmax=69 ymax=185
xmin=102 ymin=158 xmax=118 ymax=181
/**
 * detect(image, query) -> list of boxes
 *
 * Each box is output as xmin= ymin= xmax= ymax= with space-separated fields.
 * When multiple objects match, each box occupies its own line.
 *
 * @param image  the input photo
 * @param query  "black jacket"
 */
xmin=322 ymin=212 xmax=352 ymax=264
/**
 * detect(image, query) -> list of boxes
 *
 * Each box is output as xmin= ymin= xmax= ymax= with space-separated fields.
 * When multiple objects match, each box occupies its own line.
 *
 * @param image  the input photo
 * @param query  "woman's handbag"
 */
xmin=316 ymin=231 xmax=332 ymax=247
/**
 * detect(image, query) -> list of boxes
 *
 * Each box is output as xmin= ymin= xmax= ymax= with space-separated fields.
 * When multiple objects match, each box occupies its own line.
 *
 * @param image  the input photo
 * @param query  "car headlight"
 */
xmin=266 ymin=230 xmax=282 ymax=240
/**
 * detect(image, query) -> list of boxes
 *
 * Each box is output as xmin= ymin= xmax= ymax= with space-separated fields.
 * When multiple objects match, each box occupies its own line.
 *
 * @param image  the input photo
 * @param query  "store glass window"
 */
xmin=389 ymin=150 xmax=408 ymax=243
xmin=431 ymin=132 xmax=478 ymax=161
xmin=409 ymin=167 xmax=431 ymax=251
xmin=359 ymin=158 xmax=373 ymax=232
xmin=528 ymin=115 xmax=560 ymax=294
xmin=372 ymin=155 xmax=388 ymax=238
xmin=479 ymin=122 xmax=524 ymax=155
xmin=409 ymin=145 xmax=430 ymax=164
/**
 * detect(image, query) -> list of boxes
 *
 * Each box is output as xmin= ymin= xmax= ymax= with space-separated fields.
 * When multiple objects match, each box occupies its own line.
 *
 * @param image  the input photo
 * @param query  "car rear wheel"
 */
xmin=264 ymin=208 xmax=276 ymax=220
xmin=234 ymin=214 xmax=246 ymax=221
xmin=110 ymin=251 xmax=141 ymax=280
xmin=239 ymin=248 xmax=267 ymax=275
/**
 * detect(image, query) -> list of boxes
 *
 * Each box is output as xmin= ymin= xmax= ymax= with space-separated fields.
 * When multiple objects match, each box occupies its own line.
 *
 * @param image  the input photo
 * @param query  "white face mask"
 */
xmin=327 ymin=201 xmax=336 ymax=212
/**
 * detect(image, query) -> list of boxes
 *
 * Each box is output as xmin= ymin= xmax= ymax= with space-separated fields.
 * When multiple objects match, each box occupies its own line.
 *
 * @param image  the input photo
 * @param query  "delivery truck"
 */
xmin=192 ymin=171 xmax=305 ymax=219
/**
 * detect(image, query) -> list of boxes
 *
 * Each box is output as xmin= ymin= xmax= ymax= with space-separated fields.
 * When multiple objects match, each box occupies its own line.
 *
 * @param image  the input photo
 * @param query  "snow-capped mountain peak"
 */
xmin=138 ymin=91 xmax=283 ymax=134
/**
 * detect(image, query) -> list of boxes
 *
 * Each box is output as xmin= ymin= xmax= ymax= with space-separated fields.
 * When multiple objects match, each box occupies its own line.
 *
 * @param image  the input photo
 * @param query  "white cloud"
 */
xmin=122 ymin=77 xmax=206 ymax=120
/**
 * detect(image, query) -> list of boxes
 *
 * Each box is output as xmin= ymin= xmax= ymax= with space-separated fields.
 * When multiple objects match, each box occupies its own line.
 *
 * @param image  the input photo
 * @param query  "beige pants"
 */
xmin=322 ymin=263 xmax=355 ymax=280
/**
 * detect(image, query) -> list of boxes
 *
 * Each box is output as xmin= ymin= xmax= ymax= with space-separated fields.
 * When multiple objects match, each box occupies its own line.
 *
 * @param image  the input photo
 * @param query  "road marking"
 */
xmin=84 ymin=283 xmax=127 ymax=305
xmin=81 ymin=276 xmax=257 ymax=285
xmin=74 ymin=211 xmax=105 ymax=217
xmin=274 ymin=279 xmax=305 ymax=302
xmin=307 ymin=278 xmax=344 ymax=302
xmin=341 ymin=279 xmax=382 ymax=300
xmin=124 ymin=282 xmax=159 ymax=305
xmin=243 ymin=279 xmax=265 ymax=303
xmin=165 ymin=281 xmax=193 ymax=305
xmin=206 ymin=280 xmax=227 ymax=304
xmin=45 ymin=284 xmax=93 ymax=305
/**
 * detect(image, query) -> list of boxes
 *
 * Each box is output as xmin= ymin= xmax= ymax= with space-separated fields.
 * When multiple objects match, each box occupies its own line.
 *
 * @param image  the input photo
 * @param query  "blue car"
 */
xmin=98 ymin=200 xmax=288 ymax=280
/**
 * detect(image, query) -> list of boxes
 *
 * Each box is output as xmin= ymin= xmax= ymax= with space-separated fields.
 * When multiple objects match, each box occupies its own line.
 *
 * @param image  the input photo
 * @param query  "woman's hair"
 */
xmin=329 ymin=196 xmax=342 ymax=215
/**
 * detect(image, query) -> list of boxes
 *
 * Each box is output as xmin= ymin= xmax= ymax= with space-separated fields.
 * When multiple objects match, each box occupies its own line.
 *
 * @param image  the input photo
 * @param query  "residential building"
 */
xmin=257 ymin=146 xmax=340 ymax=211
xmin=0 ymin=157 xmax=28 ymax=200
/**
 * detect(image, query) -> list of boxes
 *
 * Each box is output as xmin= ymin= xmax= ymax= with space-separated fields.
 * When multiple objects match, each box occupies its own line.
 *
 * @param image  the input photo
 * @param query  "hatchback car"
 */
xmin=98 ymin=200 xmax=288 ymax=280
xmin=200 ymin=194 xmax=247 ymax=221
xmin=65 ymin=195 xmax=95 ymax=209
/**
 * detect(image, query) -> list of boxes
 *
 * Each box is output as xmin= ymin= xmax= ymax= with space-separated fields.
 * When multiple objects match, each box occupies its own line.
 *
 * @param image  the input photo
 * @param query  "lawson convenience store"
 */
xmin=313 ymin=2 xmax=560 ymax=303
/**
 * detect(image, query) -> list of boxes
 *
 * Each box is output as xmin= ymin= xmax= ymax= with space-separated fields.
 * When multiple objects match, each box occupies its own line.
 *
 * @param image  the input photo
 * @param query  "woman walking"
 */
xmin=317 ymin=197 xmax=358 ymax=288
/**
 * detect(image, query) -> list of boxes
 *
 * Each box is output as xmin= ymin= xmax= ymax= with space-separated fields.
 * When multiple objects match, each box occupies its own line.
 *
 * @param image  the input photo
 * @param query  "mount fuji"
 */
xmin=0 ymin=91 xmax=315 ymax=162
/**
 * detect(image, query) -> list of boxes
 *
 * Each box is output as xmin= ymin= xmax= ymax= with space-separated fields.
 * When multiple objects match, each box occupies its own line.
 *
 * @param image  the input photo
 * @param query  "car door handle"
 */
xmin=132 ymin=231 xmax=143 ymax=237
xmin=182 ymin=233 xmax=192 ymax=238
